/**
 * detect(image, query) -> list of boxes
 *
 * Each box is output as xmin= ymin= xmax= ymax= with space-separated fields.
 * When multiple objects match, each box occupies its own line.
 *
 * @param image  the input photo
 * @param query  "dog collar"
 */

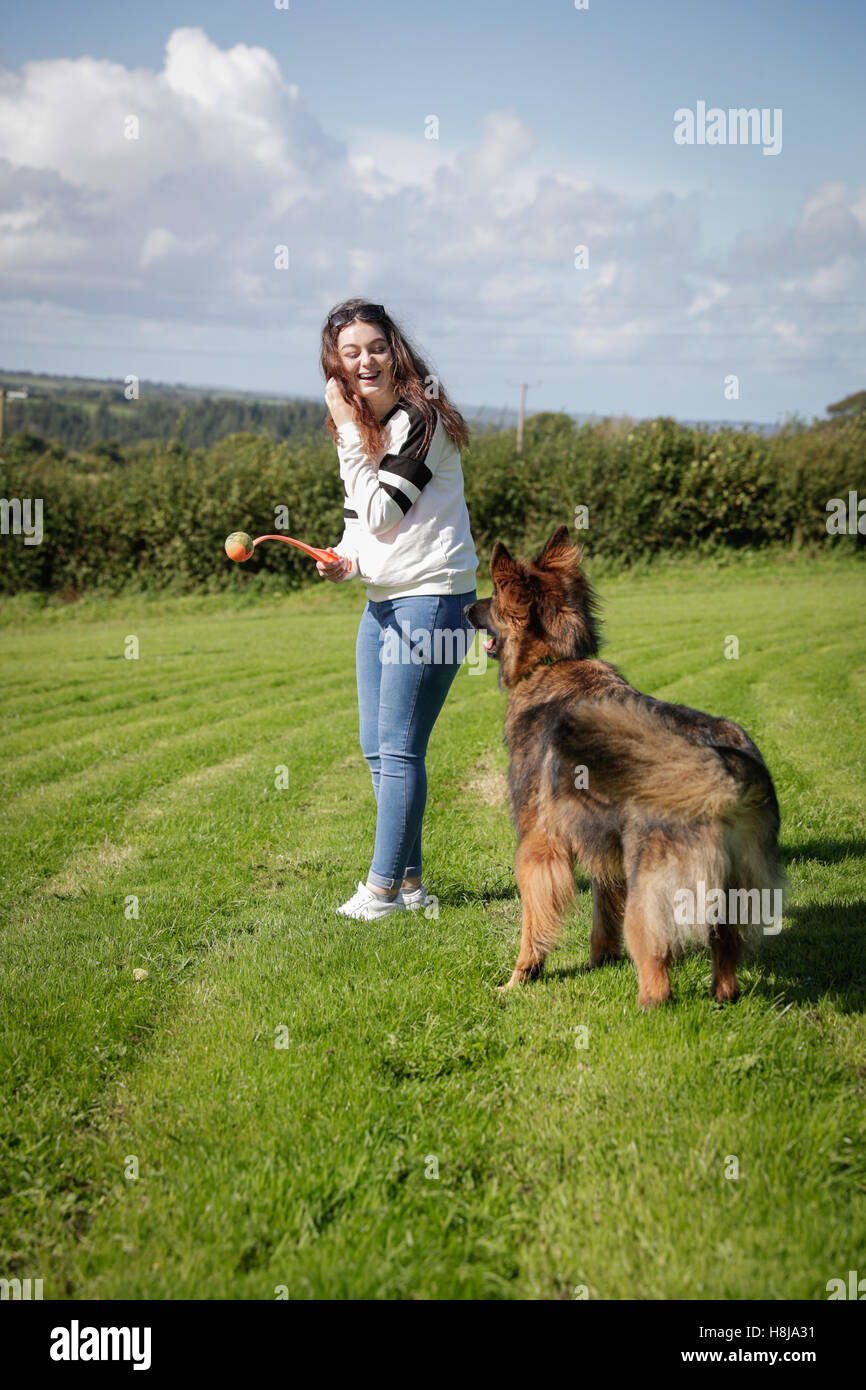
xmin=517 ymin=653 xmax=566 ymax=681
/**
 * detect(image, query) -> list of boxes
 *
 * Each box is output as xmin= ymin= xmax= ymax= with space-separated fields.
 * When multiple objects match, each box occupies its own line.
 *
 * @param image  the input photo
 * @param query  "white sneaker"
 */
xmin=397 ymin=883 xmax=429 ymax=910
xmin=337 ymin=881 xmax=404 ymax=920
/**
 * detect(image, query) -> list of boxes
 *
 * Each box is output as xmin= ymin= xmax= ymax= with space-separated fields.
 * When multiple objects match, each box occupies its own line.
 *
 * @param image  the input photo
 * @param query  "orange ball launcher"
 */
xmin=224 ymin=531 xmax=341 ymax=565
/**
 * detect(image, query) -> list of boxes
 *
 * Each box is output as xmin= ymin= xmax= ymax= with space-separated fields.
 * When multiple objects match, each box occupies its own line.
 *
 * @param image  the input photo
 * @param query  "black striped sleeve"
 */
xmin=375 ymin=405 xmax=434 ymax=516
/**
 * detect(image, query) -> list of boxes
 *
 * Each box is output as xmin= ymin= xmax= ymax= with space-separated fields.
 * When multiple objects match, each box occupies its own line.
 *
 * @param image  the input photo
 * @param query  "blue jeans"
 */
xmin=355 ymin=589 xmax=477 ymax=890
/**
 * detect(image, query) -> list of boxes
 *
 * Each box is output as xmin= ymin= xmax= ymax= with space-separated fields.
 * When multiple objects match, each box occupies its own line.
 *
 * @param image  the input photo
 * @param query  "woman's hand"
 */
xmin=316 ymin=554 xmax=350 ymax=582
xmin=325 ymin=377 xmax=356 ymax=427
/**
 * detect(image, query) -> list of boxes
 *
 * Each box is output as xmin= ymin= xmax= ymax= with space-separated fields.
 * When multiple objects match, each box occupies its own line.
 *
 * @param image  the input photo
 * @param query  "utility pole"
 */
xmin=507 ymin=380 xmax=541 ymax=454
xmin=0 ymin=389 xmax=4 ymax=442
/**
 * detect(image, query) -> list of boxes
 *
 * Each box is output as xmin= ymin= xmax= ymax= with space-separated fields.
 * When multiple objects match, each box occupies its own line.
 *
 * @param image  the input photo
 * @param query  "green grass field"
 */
xmin=1 ymin=552 xmax=864 ymax=1300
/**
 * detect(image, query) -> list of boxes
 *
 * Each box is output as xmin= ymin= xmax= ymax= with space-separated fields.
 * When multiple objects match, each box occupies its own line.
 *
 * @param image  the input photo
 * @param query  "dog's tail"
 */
xmin=715 ymin=744 xmax=784 ymax=946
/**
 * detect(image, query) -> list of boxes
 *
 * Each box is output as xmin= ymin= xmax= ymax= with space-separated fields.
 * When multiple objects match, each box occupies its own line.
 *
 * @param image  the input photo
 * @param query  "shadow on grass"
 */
xmin=467 ymin=834 xmax=866 ymax=1008
xmin=781 ymin=838 xmax=866 ymax=867
xmin=545 ymin=902 xmax=866 ymax=1011
xmin=541 ymin=907 xmax=866 ymax=1013
xmin=762 ymin=836 xmax=866 ymax=1011
xmin=435 ymin=883 xmax=516 ymax=907
xmin=473 ymin=877 xmax=866 ymax=1015
xmin=547 ymin=958 xmax=630 ymax=985
xmin=544 ymin=903 xmax=866 ymax=1011
xmin=751 ymin=899 xmax=866 ymax=1014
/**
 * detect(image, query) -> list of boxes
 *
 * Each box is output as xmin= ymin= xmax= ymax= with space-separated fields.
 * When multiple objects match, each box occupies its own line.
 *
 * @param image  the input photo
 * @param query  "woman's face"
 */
xmin=336 ymin=320 xmax=394 ymax=403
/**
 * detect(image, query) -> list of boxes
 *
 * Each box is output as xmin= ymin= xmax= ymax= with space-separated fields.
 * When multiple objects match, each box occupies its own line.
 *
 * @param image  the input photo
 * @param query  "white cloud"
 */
xmin=347 ymin=132 xmax=458 ymax=196
xmin=0 ymin=25 xmax=861 ymax=396
xmin=140 ymin=227 xmax=179 ymax=266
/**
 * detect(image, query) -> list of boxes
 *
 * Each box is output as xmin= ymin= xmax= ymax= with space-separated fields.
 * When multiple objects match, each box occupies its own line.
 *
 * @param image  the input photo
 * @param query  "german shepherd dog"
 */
xmin=464 ymin=525 xmax=782 ymax=1008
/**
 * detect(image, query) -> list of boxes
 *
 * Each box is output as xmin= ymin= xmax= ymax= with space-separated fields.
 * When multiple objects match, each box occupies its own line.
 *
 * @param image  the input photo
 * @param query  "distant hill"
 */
xmin=0 ymin=367 xmax=782 ymax=451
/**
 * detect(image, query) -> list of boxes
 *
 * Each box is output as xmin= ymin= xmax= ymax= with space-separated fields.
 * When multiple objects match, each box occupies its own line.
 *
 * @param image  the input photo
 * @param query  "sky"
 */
xmin=0 ymin=0 xmax=864 ymax=422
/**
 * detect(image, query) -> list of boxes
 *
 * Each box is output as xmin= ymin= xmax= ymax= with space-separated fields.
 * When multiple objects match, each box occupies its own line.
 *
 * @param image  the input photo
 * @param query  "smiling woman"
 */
xmin=316 ymin=298 xmax=479 ymax=920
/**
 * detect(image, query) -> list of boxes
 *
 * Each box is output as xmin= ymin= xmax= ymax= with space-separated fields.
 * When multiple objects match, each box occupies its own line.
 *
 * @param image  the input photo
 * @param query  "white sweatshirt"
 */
xmin=332 ymin=397 xmax=479 ymax=601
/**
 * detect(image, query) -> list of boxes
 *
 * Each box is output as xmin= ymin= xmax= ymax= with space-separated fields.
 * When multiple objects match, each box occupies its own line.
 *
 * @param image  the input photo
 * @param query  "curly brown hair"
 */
xmin=320 ymin=298 xmax=470 ymax=460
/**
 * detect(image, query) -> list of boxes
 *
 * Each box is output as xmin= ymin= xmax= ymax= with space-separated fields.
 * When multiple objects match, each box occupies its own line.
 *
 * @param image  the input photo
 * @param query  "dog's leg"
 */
xmin=502 ymin=831 xmax=575 ymax=990
xmin=709 ymin=924 xmax=742 ymax=1003
xmin=623 ymin=899 xmax=672 ymax=1008
xmin=590 ymin=879 xmax=626 ymax=965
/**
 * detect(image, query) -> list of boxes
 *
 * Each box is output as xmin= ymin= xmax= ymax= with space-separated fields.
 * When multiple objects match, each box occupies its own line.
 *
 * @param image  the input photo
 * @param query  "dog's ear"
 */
xmin=535 ymin=524 xmax=583 ymax=571
xmin=534 ymin=547 xmax=601 ymax=657
xmin=490 ymin=540 xmax=521 ymax=581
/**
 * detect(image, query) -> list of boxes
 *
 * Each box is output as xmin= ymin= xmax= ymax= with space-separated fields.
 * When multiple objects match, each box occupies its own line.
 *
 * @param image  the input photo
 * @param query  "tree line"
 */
xmin=1 ymin=406 xmax=863 ymax=598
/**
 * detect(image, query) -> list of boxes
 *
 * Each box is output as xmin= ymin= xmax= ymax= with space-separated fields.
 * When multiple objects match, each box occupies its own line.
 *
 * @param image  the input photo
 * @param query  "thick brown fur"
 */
xmin=464 ymin=525 xmax=783 ymax=1008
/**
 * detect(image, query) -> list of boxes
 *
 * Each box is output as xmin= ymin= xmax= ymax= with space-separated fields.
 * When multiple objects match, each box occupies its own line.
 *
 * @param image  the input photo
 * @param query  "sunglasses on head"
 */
xmin=328 ymin=303 xmax=387 ymax=331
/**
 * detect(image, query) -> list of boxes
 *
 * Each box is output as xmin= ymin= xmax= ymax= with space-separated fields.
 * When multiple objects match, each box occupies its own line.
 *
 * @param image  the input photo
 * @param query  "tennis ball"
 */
xmin=225 ymin=531 xmax=254 ymax=563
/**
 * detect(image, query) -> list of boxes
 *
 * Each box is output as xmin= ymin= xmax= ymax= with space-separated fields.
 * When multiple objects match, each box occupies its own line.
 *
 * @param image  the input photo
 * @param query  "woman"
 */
xmin=316 ymin=299 xmax=479 ymax=921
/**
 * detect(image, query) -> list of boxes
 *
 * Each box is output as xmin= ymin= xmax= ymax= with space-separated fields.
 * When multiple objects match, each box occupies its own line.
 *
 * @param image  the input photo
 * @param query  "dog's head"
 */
xmin=464 ymin=524 xmax=600 ymax=687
